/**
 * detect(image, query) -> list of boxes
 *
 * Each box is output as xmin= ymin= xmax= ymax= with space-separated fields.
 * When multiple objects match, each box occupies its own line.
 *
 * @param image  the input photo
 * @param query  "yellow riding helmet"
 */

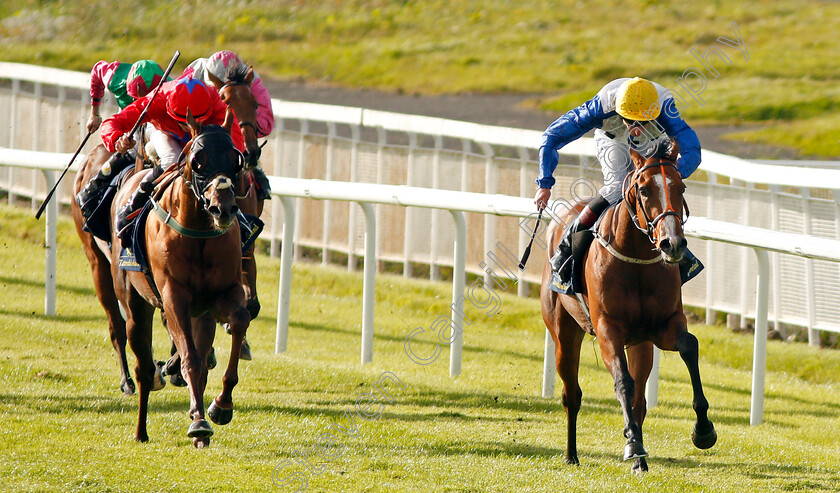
xmin=615 ymin=77 xmax=661 ymax=121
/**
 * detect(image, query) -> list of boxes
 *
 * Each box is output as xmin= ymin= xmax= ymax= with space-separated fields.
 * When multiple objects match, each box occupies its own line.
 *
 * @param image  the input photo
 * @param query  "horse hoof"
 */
xmin=631 ymin=457 xmax=649 ymax=474
xmin=208 ymin=400 xmax=233 ymax=425
xmin=239 ymin=339 xmax=252 ymax=361
xmin=170 ymin=372 xmax=188 ymax=387
xmin=193 ymin=437 xmax=210 ymax=449
xmin=121 ymin=379 xmax=136 ymax=396
xmin=207 ymin=347 xmax=217 ymax=370
xmin=187 ymin=419 xmax=214 ymax=438
xmin=692 ymin=422 xmax=717 ymax=450
xmin=623 ymin=441 xmax=648 ymax=461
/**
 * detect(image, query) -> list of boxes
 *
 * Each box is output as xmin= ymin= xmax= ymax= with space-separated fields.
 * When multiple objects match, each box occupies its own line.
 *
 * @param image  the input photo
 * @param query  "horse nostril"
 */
xmin=678 ymin=238 xmax=688 ymax=250
xmin=659 ymin=238 xmax=672 ymax=253
xmin=208 ymin=205 xmax=221 ymax=218
xmin=230 ymin=205 xmax=239 ymax=216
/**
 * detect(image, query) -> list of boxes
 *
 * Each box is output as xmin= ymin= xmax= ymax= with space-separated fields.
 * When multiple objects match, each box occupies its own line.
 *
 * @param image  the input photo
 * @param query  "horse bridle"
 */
xmin=219 ymin=82 xmax=266 ymax=139
xmin=178 ymin=130 xmax=244 ymax=208
xmin=622 ymin=159 xmax=689 ymax=245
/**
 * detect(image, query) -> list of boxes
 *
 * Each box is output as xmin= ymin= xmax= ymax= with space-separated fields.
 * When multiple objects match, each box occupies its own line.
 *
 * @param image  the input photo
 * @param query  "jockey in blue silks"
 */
xmin=533 ymin=77 xmax=701 ymax=282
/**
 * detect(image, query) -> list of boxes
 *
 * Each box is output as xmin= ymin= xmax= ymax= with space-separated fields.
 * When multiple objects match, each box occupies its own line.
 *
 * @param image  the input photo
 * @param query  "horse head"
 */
xmin=207 ymin=63 xmax=261 ymax=169
xmin=626 ymin=141 xmax=688 ymax=263
xmin=183 ymin=110 xmax=244 ymax=229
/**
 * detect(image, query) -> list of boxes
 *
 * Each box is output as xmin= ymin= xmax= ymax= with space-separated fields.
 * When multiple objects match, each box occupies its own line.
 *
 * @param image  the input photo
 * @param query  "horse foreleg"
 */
xmin=627 ymin=342 xmax=654 ymax=473
xmin=209 ymin=291 xmax=251 ymax=427
xmin=597 ymin=327 xmax=647 ymax=462
xmin=674 ymin=330 xmax=717 ymax=450
xmin=163 ymin=295 xmax=214 ymax=445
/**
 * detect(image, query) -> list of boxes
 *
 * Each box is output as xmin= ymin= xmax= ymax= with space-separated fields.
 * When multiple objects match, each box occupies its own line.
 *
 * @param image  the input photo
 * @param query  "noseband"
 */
xmin=622 ymin=160 xmax=689 ymax=245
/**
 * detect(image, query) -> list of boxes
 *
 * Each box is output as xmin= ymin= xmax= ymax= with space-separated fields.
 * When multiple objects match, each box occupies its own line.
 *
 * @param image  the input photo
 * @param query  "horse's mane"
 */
xmin=224 ymin=62 xmax=250 ymax=85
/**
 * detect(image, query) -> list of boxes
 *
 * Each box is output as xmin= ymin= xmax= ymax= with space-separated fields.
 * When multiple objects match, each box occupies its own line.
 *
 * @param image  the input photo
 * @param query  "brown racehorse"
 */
xmin=101 ymin=112 xmax=248 ymax=447
xmin=540 ymin=146 xmax=716 ymax=473
xmin=207 ymin=62 xmax=266 ymax=359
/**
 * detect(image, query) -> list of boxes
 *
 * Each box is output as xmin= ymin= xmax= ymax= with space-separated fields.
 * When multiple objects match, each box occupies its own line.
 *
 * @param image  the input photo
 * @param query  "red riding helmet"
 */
xmin=165 ymin=77 xmax=213 ymax=123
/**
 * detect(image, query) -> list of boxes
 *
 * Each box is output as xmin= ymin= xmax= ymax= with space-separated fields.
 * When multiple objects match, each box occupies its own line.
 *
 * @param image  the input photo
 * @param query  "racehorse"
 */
xmin=540 ymin=146 xmax=716 ymax=473
xmin=206 ymin=62 xmax=266 ymax=356
xmin=85 ymin=111 xmax=249 ymax=447
xmin=72 ymin=146 xmax=164 ymax=396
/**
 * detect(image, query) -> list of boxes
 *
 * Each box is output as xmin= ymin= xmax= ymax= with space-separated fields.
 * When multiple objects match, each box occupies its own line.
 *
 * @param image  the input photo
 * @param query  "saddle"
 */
xmin=82 ymin=166 xmax=137 ymax=243
xmin=549 ymin=215 xmax=704 ymax=296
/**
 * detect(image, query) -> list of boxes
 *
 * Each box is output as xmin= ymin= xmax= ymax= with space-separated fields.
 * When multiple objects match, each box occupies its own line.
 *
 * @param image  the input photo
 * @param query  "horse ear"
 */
xmin=206 ymin=70 xmax=224 ymax=91
xmin=222 ymin=107 xmax=234 ymax=134
xmin=629 ymin=148 xmax=645 ymax=169
xmin=667 ymin=139 xmax=680 ymax=161
xmin=186 ymin=109 xmax=201 ymax=137
xmin=245 ymin=66 xmax=255 ymax=86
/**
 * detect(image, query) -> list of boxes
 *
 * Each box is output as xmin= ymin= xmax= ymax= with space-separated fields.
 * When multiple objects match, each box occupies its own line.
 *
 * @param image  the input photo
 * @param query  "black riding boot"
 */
xmin=252 ymin=167 xmax=272 ymax=201
xmin=549 ymin=195 xmax=611 ymax=282
xmin=76 ymin=152 xmax=134 ymax=218
xmin=549 ymin=216 xmax=588 ymax=281
xmin=115 ymin=165 xmax=163 ymax=240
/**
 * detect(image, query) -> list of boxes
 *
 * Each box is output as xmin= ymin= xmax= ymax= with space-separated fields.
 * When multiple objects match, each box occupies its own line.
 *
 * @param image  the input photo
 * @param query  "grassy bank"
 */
xmin=1 ymin=204 xmax=840 ymax=491
xmin=2 ymin=1 xmax=840 ymax=157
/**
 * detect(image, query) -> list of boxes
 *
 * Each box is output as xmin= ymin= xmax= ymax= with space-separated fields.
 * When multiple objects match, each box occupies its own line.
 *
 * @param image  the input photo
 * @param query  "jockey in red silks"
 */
xmin=181 ymin=50 xmax=275 ymax=200
xmin=98 ymin=77 xmax=245 ymax=237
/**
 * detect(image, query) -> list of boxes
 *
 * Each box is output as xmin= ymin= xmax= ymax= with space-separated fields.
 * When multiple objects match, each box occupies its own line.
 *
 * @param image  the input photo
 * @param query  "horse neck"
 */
xmin=162 ymin=176 xmax=213 ymax=230
xmin=602 ymin=201 xmax=659 ymax=261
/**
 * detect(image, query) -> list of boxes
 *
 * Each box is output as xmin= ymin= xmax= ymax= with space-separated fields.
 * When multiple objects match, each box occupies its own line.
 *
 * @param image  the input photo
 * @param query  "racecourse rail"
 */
xmin=2 ymin=62 xmax=840 ymax=426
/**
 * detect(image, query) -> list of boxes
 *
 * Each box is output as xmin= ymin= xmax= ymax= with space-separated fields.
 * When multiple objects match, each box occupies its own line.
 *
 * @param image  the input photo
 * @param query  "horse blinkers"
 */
xmin=183 ymin=129 xmax=244 ymax=214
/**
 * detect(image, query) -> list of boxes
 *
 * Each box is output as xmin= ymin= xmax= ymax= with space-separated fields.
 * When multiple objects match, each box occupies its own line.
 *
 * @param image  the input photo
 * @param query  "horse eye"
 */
xmin=638 ymin=187 xmax=649 ymax=197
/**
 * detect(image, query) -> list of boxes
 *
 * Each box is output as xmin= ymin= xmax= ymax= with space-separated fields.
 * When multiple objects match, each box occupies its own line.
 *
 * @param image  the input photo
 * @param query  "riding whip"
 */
xmin=518 ymin=208 xmax=543 ymax=270
xmin=128 ymin=50 xmax=180 ymax=172
xmin=34 ymin=130 xmax=93 ymax=219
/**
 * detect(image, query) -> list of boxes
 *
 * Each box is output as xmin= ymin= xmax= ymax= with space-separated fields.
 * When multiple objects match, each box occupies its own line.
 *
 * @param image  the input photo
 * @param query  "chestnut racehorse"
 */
xmin=540 ymin=147 xmax=716 ymax=473
xmin=80 ymin=112 xmax=249 ymax=447
xmin=207 ymin=61 xmax=265 ymax=325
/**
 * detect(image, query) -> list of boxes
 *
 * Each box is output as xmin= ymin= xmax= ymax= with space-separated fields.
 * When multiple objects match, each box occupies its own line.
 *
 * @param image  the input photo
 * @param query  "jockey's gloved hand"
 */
xmin=115 ymin=134 xmax=136 ymax=154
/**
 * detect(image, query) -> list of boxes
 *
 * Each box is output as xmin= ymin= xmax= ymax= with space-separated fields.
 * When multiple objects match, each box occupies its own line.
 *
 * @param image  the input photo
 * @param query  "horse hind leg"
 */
xmin=550 ymin=302 xmax=586 ymax=465
xmin=675 ymin=331 xmax=717 ymax=450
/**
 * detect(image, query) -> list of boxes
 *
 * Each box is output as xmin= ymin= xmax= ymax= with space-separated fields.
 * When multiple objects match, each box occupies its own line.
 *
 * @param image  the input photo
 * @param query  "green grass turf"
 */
xmin=0 ymin=203 xmax=839 ymax=491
